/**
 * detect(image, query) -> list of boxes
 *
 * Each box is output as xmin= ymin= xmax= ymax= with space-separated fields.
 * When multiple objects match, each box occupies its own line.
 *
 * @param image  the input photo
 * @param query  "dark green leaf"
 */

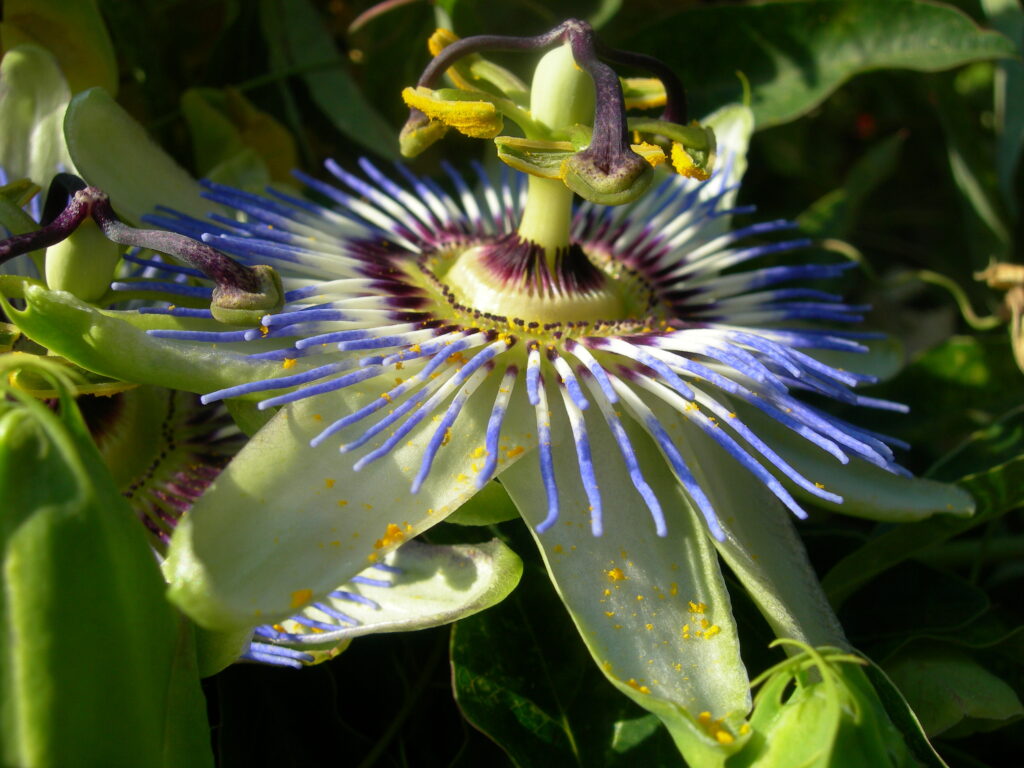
xmin=798 ymin=132 xmax=905 ymax=239
xmin=626 ymin=0 xmax=1015 ymax=128
xmin=883 ymin=643 xmax=1023 ymax=737
xmin=259 ymin=0 xmax=400 ymax=159
xmin=822 ymin=454 xmax=1024 ymax=608
xmin=862 ymin=661 xmax=951 ymax=768
xmin=451 ymin=562 xmax=679 ymax=767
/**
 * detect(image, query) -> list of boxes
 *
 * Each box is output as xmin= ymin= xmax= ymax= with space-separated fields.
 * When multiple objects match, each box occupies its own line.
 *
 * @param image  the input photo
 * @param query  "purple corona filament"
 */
xmin=141 ymin=157 xmax=906 ymax=543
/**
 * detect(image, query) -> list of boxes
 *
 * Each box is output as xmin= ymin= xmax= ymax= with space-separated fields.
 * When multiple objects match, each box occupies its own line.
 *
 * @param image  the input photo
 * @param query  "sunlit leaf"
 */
xmin=627 ymin=0 xmax=1015 ymax=128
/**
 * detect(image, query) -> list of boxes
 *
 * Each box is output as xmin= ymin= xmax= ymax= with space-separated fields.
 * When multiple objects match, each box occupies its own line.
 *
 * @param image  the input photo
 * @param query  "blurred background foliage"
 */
xmin=3 ymin=0 xmax=1024 ymax=765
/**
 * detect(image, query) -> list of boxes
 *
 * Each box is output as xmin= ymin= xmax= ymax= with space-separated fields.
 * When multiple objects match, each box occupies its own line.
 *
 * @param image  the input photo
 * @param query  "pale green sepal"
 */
xmin=500 ymin=407 xmax=751 ymax=761
xmin=164 ymin=379 xmax=536 ymax=631
xmin=5 ymin=284 xmax=284 ymax=395
xmin=730 ymin=643 xmax=916 ymax=768
xmin=650 ymin=400 xmax=847 ymax=649
xmin=736 ymin=402 xmax=975 ymax=521
xmin=193 ymin=626 xmax=252 ymax=678
xmin=226 ymin=398 xmax=276 ymax=437
xmin=0 ymin=44 xmax=75 ymax=187
xmin=270 ymin=539 xmax=523 ymax=665
xmin=446 ymin=479 xmax=520 ymax=526
xmin=0 ymin=355 xmax=212 ymax=768
xmin=64 ymin=88 xmax=215 ymax=225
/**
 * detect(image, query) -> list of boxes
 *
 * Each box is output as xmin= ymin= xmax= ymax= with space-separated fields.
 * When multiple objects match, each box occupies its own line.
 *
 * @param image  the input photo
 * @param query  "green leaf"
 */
xmin=63 ymin=87 xmax=215 ymax=225
xmin=0 ymin=355 xmax=211 ymax=767
xmin=981 ymin=0 xmax=1024 ymax=214
xmin=822 ymin=452 xmax=1024 ymax=608
xmin=627 ymin=0 xmax=1016 ymax=129
xmin=451 ymin=560 xmax=680 ymax=767
xmin=883 ymin=643 xmax=1023 ymax=737
xmin=259 ymin=0 xmax=400 ymax=160
xmin=862 ymin=661 xmax=951 ymax=768
xmin=797 ymin=132 xmax=905 ymax=239
xmin=865 ymin=335 xmax=1024 ymax=464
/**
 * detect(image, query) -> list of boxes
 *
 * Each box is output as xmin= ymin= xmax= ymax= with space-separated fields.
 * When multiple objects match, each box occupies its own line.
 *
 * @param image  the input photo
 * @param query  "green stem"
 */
xmin=515 ymin=43 xmax=593 ymax=260
xmin=518 ymin=176 xmax=574 ymax=253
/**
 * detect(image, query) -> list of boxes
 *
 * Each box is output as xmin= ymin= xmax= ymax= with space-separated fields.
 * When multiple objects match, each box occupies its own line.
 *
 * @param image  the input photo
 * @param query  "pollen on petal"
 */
xmin=290 ymin=589 xmax=313 ymax=609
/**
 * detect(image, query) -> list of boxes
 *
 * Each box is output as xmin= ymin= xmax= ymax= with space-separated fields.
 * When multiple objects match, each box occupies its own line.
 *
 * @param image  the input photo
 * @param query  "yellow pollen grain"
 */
xmin=605 ymin=611 xmax=615 ymax=617
xmin=313 ymin=414 xmax=323 ymax=421
xmin=506 ymin=445 xmax=524 ymax=459
xmin=290 ymin=589 xmax=313 ymax=609
xmin=553 ymin=545 xmax=563 ymax=554
xmin=689 ymin=601 xmax=706 ymax=613
xmin=380 ymin=392 xmax=392 ymax=402
xmin=704 ymin=625 xmax=721 ymax=639
xmin=815 ymin=482 xmax=825 ymax=489
xmin=259 ymin=325 xmax=269 ymax=337
xmin=603 ymin=589 xmax=612 ymax=596
xmin=282 ymin=358 xmax=297 ymax=369
xmin=330 ymin=540 xmax=340 ymax=547
xmin=669 ymin=582 xmax=678 ymax=596
xmin=626 ymin=679 xmax=651 ymax=694
xmin=325 ymin=478 xmax=335 ymax=489
xmin=375 ymin=523 xmax=405 ymax=549
xmin=363 ymin=503 xmax=373 ymax=510
xmin=338 ymin=500 xmax=348 ymax=507
xmin=367 ymin=552 xmax=379 ymax=563
xmin=645 ymin=623 xmax=654 ymax=631
xmin=441 ymin=428 xmax=452 ymax=446
xmin=471 ymin=445 xmax=488 ymax=459
xmin=636 ymin=594 xmax=645 ymax=601
xmin=606 ymin=568 xmax=626 ymax=581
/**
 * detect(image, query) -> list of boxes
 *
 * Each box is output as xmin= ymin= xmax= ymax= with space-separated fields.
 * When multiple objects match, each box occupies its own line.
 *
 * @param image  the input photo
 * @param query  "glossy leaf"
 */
xmin=627 ymin=0 xmax=1015 ymax=128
